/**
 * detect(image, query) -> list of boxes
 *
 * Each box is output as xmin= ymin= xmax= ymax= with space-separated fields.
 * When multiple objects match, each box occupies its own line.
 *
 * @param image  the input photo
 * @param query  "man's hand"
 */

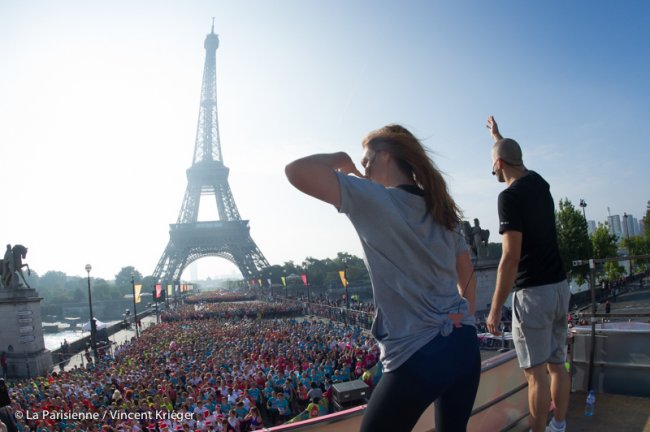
xmin=486 ymin=116 xmax=503 ymax=142
xmin=486 ymin=307 xmax=502 ymax=336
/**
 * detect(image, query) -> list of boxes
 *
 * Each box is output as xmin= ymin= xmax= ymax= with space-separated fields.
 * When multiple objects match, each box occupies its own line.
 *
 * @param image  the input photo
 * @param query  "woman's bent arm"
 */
xmin=285 ymin=152 xmax=363 ymax=207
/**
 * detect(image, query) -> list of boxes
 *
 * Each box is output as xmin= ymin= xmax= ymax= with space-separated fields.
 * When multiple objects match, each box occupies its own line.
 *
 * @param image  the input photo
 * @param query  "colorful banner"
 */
xmin=167 ymin=284 xmax=173 ymax=296
xmin=174 ymin=284 xmax=179 ymax=293
xmin=301 ymin=274 xmax=308 ymax=286
xmin=155 ymin=284 xmax=162 ymax=299
xmin=338 ymin=270 xmax=348 ymax=288
xmin=251 ymin=279 xmax=257 ymax=286
xmin=281 ymin=276 xmax=286 ymax=287
xmin=267 ymin=278 xmax=272 ymax=287
xmin=258 ymin=278 xmax=262 ymax=287
xmin=134 ymin=284 xmax=142 ymax=304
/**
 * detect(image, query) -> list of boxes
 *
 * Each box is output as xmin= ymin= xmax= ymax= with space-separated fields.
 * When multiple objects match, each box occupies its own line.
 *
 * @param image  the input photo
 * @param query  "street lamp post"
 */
xmin=85 ymin=264 xmax=98 ymax=361
xmin=131 ymin=272 xmax=139 ymax=338
xmin=579 ymin=199 xmax=595 ymax=263
xmin=579 ymin=199 xmax=587 ymax=220
xmin=153 ymin=287 xmax=160 ymax=324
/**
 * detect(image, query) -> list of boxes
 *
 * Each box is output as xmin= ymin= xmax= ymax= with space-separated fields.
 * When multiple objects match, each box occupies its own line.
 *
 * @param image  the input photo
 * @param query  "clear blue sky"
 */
xmin=1 ymin=1 xmax=648 ymax=280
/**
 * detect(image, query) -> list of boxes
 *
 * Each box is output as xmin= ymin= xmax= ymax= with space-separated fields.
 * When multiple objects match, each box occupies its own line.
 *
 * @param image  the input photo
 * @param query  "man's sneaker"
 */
xmin=546 ymin=423 xmax=566 ymax=432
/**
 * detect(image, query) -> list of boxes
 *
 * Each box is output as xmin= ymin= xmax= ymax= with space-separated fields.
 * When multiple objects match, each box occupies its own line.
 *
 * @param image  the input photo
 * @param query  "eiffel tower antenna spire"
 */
xmin=153 ymin=26 xmax=269 ymax=285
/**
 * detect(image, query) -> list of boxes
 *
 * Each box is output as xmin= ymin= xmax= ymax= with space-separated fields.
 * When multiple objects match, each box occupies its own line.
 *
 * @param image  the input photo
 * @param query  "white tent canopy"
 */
xmin=82 ymin=320 xmax=108 ymax=332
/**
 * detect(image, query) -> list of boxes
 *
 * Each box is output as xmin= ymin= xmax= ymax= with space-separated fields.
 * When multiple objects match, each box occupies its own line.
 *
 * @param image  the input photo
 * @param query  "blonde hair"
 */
xmin=362 ymin=124 xmax=462 ymax=230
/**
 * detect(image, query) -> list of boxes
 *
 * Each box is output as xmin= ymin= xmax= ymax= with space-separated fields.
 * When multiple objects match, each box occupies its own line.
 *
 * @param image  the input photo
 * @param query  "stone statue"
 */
xmin=0 ymin=244 xmax=31 ymax=289
xmin=462 ymin=221 xmax=473 ymax=250
xmin=471 ymin=219 xmax=490 ymax=258
xmin=462 ymin=220 xmax=490 ymax=258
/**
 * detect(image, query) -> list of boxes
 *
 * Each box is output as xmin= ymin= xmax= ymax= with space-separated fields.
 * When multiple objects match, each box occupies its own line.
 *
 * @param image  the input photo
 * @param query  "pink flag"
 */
xmin=301 ymin=274 xmax=308 ymax=286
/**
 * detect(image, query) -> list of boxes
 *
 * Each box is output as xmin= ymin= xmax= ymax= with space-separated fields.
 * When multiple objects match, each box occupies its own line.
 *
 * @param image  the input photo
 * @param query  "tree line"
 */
xmin=25 ymin=199 xmax=649 ymax=310
xmin=556 ymin=198 xmax=650 ymax=284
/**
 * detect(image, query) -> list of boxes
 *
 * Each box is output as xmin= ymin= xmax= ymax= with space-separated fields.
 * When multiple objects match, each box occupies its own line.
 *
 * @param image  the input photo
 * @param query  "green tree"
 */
xmin=301 ymin=256 xmax=328 ymax=285
xmin=556 ymin=198 xmax=592 ymax=284
xmin=39 ymin=271 xmax=68 ymax=291
xmin=643 ymin=201 xmax=650 ymax=241
xmin=621 ymin=236 xmax=650 ymax=257
xmin=621 ymin=235 xmax=650 ymax=273
xmin=115 ymin=266 xmax=142 ymax=296
xmin=90 ymin=278 xmax=113 ymax=301
xmin=591 ymin=223 xmax=618 ymax=259
xmin=332 ymin=252 xmax=368 ymax=283
xmin=591 ymin=223 xmax=624 ymax=281
xmin=281 ymin=261 xmax=303 ymax=276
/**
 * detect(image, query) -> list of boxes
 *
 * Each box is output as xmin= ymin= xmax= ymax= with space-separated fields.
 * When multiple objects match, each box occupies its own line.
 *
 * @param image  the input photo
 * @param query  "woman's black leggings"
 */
xmin=360 ymin=325 xmax=481 ymax=432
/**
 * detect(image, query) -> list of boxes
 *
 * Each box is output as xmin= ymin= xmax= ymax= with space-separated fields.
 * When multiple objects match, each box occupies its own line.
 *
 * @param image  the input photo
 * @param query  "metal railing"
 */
xmin=571 ymin=254 xmax=650 ymax=393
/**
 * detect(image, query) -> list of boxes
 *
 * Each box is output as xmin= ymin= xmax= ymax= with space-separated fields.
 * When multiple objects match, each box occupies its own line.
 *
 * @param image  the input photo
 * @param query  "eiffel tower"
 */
xmin=153 ymin=22 xmax=269 ymax=283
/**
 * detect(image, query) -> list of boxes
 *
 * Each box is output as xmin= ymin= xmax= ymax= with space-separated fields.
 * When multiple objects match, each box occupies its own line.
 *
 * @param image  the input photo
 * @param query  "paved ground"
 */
xmin=565 ymin=391 xmax=650 ymax=432
xmin=563 ymin=282 xmax=650 ymax=432
xmin=61 ymin=315 xmax=157 ymax=371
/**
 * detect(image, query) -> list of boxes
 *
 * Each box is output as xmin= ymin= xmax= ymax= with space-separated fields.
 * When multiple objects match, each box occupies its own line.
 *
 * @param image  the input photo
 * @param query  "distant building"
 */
xmin=608 ymin=214 xmax=622 ymax=239
xmin=632 ymin=216 xmax=640 ymax=236
xmin=640 ymin=218 xmax=646 ymax=236
xmin=587 ymin=220 xmax=597 ymax=236
xmin=621 ymin=213 xmax=641 ymax=239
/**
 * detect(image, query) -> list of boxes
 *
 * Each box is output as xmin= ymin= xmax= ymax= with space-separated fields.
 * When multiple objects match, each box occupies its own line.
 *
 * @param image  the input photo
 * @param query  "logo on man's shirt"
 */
xmin=500 ymin=221 xmax=509 ymax=225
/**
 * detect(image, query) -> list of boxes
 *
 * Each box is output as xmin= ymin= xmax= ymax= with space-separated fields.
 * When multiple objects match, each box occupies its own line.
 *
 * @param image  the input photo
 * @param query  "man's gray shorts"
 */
xmin=511 ymin=280 xmax=570 ymax=369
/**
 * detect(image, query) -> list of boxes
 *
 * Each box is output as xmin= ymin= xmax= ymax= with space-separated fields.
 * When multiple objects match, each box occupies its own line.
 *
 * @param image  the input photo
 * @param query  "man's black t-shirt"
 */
xmin=498 ymin=170 xmax=566 ymax=289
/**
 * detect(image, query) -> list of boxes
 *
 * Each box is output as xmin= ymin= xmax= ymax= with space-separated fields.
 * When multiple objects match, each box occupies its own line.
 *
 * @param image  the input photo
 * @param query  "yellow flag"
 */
xmin=338 ymin=270 xmax=348 ymax=288
xmin=167 ymin=284 xmax=173 ymax=296
xmin=134 ymin=284 xmax=142 ymax=304
xmin=281 ymin=276 xmax=286 ymax=287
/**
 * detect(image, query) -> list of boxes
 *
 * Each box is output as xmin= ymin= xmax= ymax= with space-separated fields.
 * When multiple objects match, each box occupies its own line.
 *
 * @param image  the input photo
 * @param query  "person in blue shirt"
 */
xmin=265 ymin=391 xmax=279 ymax=425
xmin=275 ymin=393 xmax=291 ymax=423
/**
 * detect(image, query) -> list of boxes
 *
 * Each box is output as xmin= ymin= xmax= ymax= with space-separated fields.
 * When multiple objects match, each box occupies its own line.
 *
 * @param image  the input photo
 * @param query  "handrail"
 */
xmin=582 ymin=312 xmax=650 ymax=318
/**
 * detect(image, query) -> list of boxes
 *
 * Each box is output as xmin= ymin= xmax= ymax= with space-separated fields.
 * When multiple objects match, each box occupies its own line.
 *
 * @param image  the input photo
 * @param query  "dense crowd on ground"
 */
xmin=3 ymin=308 xmax=379 ymax=431
xmin=3 ymin=273 xmax=647 ymax=431
xmin=160 ymin=302 xmax=302 ymax=322
xmin=184 ymin=293 xmax=257 ymax=305
xmin=304 ymin=299 xmax=374 ymax=330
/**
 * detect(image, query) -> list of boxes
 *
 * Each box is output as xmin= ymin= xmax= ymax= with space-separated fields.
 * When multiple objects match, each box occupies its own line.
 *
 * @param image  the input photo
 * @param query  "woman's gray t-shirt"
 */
xmin=336 ymin=172 xmax=475 ymax=372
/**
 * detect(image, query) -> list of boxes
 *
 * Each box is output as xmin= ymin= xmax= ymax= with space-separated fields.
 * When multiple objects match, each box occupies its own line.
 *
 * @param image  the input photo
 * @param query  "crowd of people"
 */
xmin=2 ymin=305 xmax=379 ymax=431
xmin=184 ymin=294 xmax=256 ymax=305
xmin=304 ymin=298 xmax=374 ymax=330
xmin=160 ymin=302 xmax=302 ymax=322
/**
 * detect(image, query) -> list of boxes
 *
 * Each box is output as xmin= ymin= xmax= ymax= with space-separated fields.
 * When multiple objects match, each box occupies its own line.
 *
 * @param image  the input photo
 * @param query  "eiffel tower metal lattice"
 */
xmin=152 ymin=23 xmax=269 ymax=283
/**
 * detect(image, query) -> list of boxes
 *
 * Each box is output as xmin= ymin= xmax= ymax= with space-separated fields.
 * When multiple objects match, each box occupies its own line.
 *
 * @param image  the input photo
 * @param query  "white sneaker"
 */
xmin=545 ymin=424 xmax=566 ymax=432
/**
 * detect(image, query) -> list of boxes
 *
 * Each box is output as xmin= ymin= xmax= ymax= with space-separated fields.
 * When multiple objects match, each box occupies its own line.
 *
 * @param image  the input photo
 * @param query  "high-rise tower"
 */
xmin=153 ymin=23 xmax=269 ymax=282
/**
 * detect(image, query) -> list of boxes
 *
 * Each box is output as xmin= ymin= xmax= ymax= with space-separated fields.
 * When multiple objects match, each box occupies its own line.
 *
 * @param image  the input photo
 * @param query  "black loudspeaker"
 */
xmin=332 ymin=380 xmax=370 ymax=405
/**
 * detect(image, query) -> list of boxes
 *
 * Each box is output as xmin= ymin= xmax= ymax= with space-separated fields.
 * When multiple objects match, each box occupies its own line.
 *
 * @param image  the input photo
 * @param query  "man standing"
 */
xmin=486 ymin=116 xmax=570 ymax=432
